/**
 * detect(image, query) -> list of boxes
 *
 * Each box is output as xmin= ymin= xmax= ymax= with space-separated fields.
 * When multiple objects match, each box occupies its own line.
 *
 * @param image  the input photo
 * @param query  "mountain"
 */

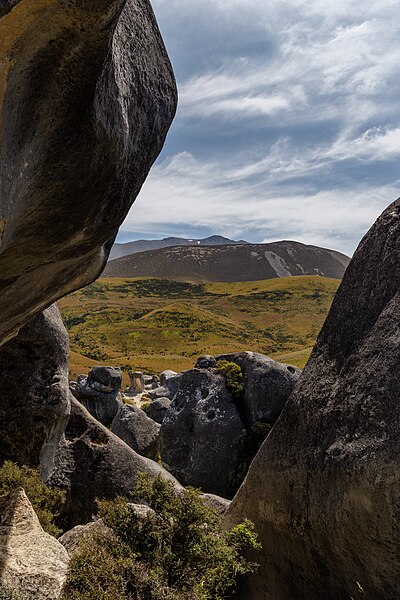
xmin=108 ymin=235 xmax=248 ymax=260
xmin=103 ymin=241 xmax=350 ymax=282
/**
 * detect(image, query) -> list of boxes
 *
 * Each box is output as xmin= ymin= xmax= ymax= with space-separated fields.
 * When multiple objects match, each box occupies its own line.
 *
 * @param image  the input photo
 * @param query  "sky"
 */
xmin=117 ymin=0 xmax=400 ymax=256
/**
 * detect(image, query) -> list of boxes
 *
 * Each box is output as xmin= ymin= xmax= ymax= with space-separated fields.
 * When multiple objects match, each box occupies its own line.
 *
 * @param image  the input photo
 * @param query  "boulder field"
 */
xmin=225 ymin=199 xmax=400 ymax=600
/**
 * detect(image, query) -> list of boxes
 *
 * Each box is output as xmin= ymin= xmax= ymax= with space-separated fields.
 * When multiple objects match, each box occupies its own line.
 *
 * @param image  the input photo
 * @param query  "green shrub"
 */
xmin=64 ymin=473 xmax=260 ymax=599
xmin=216 ymin=360 xmax=244 ymax=400
xmin=0 ymin=461 xmax=65 ymax=537
xmin=141 ymin=402 xmax=151 ymax=413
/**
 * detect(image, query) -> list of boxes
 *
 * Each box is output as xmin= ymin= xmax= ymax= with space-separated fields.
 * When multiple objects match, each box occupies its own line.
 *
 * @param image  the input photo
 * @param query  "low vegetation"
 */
xmin=59 ymin=275 xmax=340 ymax=378
xmin=0 ymin=461 xmax=64 ymax=537
xmin=216 ymin=360 xmax=244 ymax=400
xmin=64 ymin=473 xmax=260 ymax=600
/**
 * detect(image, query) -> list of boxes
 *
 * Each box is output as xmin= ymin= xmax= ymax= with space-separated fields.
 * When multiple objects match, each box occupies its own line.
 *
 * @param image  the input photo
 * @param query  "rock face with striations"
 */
xmin=226 ymin=200 xmax=400 ymax=600
xmin=0 ymin=304 xmax=70 ymax=479
xmin=0 ymin=488 xmax=69 ymax=599
xmin=0 ymin=0 xmax=177 ymax=347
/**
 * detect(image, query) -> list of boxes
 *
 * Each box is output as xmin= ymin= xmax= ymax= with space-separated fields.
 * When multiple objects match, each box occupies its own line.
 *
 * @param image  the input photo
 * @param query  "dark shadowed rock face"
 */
xmin=216 ymin=352 xmax=301 ymax=426
xmin=0 ymin=304 xmax=70 ymax=479
xmin=146 ymin=397 xmax=171 ymax=424
xmin=159 ymin=368 xmax=247 ymax=498
xmin=48 ymin=397 xmax=181 ymax=528
xmin=0 ymin=0 xmax=177 ymax=346
xmin=226 ymin=199 xmax=400 ymax=600
xmin=111 ymin=404 xmax=160 ymax=459
xmin=73 ymin=366 xmax=122 ymax=426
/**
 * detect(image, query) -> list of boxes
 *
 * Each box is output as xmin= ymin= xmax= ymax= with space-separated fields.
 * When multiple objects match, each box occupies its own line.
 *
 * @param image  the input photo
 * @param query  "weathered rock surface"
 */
xmin=195 ymin=355 xmax=217 ymax=369
xmin=73 ymin=366 xmax=122 ymax=426
xmin=201 ymin=493 xmax=231 ymax=515
xmin=59 ymin=519 xmax=109 ymax=558
xmin=159 ymin=370 xmax=177 ymax=386
xmin=111 ymin=404 xmax=160 ymax=459
xmin=0 ymin=304 xmax=70 ymax=479
xmin=217 ymin=352 xmax=301 ymax=426
xmin=47 ymin=396 xmax=181 ymax=529
xmin=149 ymin=386 xmax=169 ymax=400
xmin=0 ymin=488 xmax=69 ymax=599
xmin=160 ymin=368 xmax=246 ymax=497
xmin=127 ymin=371 xmax=145 ymax=395
xmin=0 ymin=0 xmax=177 ymax=346
xmin=146 ymin=397 xmax=171 ymax=424
xmin=226 ymin=200 xmax=400 ymax=600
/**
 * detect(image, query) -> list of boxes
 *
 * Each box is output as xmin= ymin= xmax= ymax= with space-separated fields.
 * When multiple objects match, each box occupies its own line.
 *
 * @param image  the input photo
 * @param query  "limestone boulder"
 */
xmin=59 ymin=519 xmax=109 ymax=558
xmin=0 ymin=489 xmax=69 ymax=599
xmin=73 ymin=366 xmax=122 ymax=426
xmin=217 ymin=351 xmax=301 ymax=426
xmin=195 ymin=355 xmax=217 ymax=369
xmin=0 ymin=0 xmax=177 ymax=347
xmin=0 ymin=305 xmax=70 ymax=479
xmin=146 ymin=397 xmax=171 ymax=424
xmin=111 ymin=404 xmax=160 ymax=460
xmin=47 ymin=397 xmax=181 ymax=529
xmin=149 ymin=386 xmax=169 ymax=400
xmin=226 ymin=199 xmax=400 ymax=600
xmin=159 ymin=370 xmax=178 ymax=386
xmin=159 ymin=368 xmax=246 ymax=498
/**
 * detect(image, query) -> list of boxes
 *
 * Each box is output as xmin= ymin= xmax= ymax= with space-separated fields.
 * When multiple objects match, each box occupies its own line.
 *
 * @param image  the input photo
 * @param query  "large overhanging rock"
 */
xmin=226 ymin=199 xmax=400 ymax=600
xmin=0 ymin=0 xmax=177 ymax=345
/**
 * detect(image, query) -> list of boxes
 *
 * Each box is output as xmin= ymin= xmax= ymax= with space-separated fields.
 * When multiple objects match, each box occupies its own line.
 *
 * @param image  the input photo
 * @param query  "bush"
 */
xmin=64 ymin=473 xmax=260 ymax=599
xmin=0 ymin=461 xmax=65 ymax=537
xmin=216 ymin=360 xmax=244 ymax=400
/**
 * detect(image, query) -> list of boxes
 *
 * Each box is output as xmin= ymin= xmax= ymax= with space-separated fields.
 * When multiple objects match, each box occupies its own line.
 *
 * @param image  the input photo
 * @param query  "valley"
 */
xmin=59 ymin=275 xmax=341 ymax=380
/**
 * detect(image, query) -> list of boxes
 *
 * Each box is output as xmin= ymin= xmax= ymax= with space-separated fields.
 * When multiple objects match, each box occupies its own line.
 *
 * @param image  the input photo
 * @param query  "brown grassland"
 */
xmin=58 ymin=275 xmax=340 ymax=381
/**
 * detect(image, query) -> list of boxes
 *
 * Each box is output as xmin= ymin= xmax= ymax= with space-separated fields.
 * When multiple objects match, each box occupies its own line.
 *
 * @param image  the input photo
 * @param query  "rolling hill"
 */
xmin=59 ymin=275 xmax=341 ymax=379
xmin=109 ymin=235 xmax=248 ymax=260
xmin=104 ymin=241 xmax=350 ymax=281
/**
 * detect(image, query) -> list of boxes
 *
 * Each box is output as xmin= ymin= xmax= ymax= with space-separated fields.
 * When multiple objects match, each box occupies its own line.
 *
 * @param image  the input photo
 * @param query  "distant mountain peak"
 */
xmin=108 ymin=235 xmax=248 ymax=261
xmin=105 ymin=240 xmax=350 ymax=282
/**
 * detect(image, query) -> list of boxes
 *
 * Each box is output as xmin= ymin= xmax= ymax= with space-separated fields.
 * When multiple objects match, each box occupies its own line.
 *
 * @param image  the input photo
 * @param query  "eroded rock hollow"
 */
xmin=226 ymin=199 xmax=400 ymax=600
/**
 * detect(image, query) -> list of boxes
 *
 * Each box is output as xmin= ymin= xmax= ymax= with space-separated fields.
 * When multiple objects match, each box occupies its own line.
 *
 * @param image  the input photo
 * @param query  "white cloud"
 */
xmin=119 ymin=0 xmax=400 ymax=254
xmin=126 ymin=152 xmax=397 ymax=256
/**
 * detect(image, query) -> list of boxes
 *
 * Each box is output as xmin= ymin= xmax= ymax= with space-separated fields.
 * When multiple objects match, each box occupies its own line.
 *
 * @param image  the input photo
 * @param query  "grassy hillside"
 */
xmin=59 ymin=276 xmax=340 ymax=380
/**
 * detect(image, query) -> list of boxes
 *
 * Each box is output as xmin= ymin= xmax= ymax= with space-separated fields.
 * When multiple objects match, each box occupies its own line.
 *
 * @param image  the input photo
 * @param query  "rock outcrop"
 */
xmin=0 ymin=0 xmax=177 ymax=346
xmin=226 ymin=200 xmax=400 ymax=600
xmin=111 ymin=404 xmax=160 ymax=460
xmin=160 ymin=354 xmax=300 ymax=498
xmin=146 ymin=397 xmax=171 ymax=424
xmin=0 ymin=488 xmax=69 ymax=599
xmin=73 ymin=366 xmax=122 ymax=426
xmin=0 ymin=305 xmax=70 ymax=479
xmin=160 ymin=368 xmax=246 ymax=498
xmin=216 ymin=352 xmax=301 ymax=426
xmin=48 ymin=397 xmax=180 ymax=528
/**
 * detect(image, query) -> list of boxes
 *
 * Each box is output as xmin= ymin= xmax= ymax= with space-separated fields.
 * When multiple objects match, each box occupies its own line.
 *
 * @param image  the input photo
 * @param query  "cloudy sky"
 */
xmin=118 ymin=0 xmax=400 ymax=256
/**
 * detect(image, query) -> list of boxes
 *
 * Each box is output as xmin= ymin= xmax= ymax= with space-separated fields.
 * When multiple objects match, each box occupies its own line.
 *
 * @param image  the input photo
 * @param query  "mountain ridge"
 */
xmin=104 ymin=240 xmax=350 ymax=282
xmin=109 ymin=235 xmax=248 ymax=260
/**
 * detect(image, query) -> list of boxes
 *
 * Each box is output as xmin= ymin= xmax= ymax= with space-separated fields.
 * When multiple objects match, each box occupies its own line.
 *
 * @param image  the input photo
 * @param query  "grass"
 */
xmin=59 ymin=275 xmax=339 ymax=378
